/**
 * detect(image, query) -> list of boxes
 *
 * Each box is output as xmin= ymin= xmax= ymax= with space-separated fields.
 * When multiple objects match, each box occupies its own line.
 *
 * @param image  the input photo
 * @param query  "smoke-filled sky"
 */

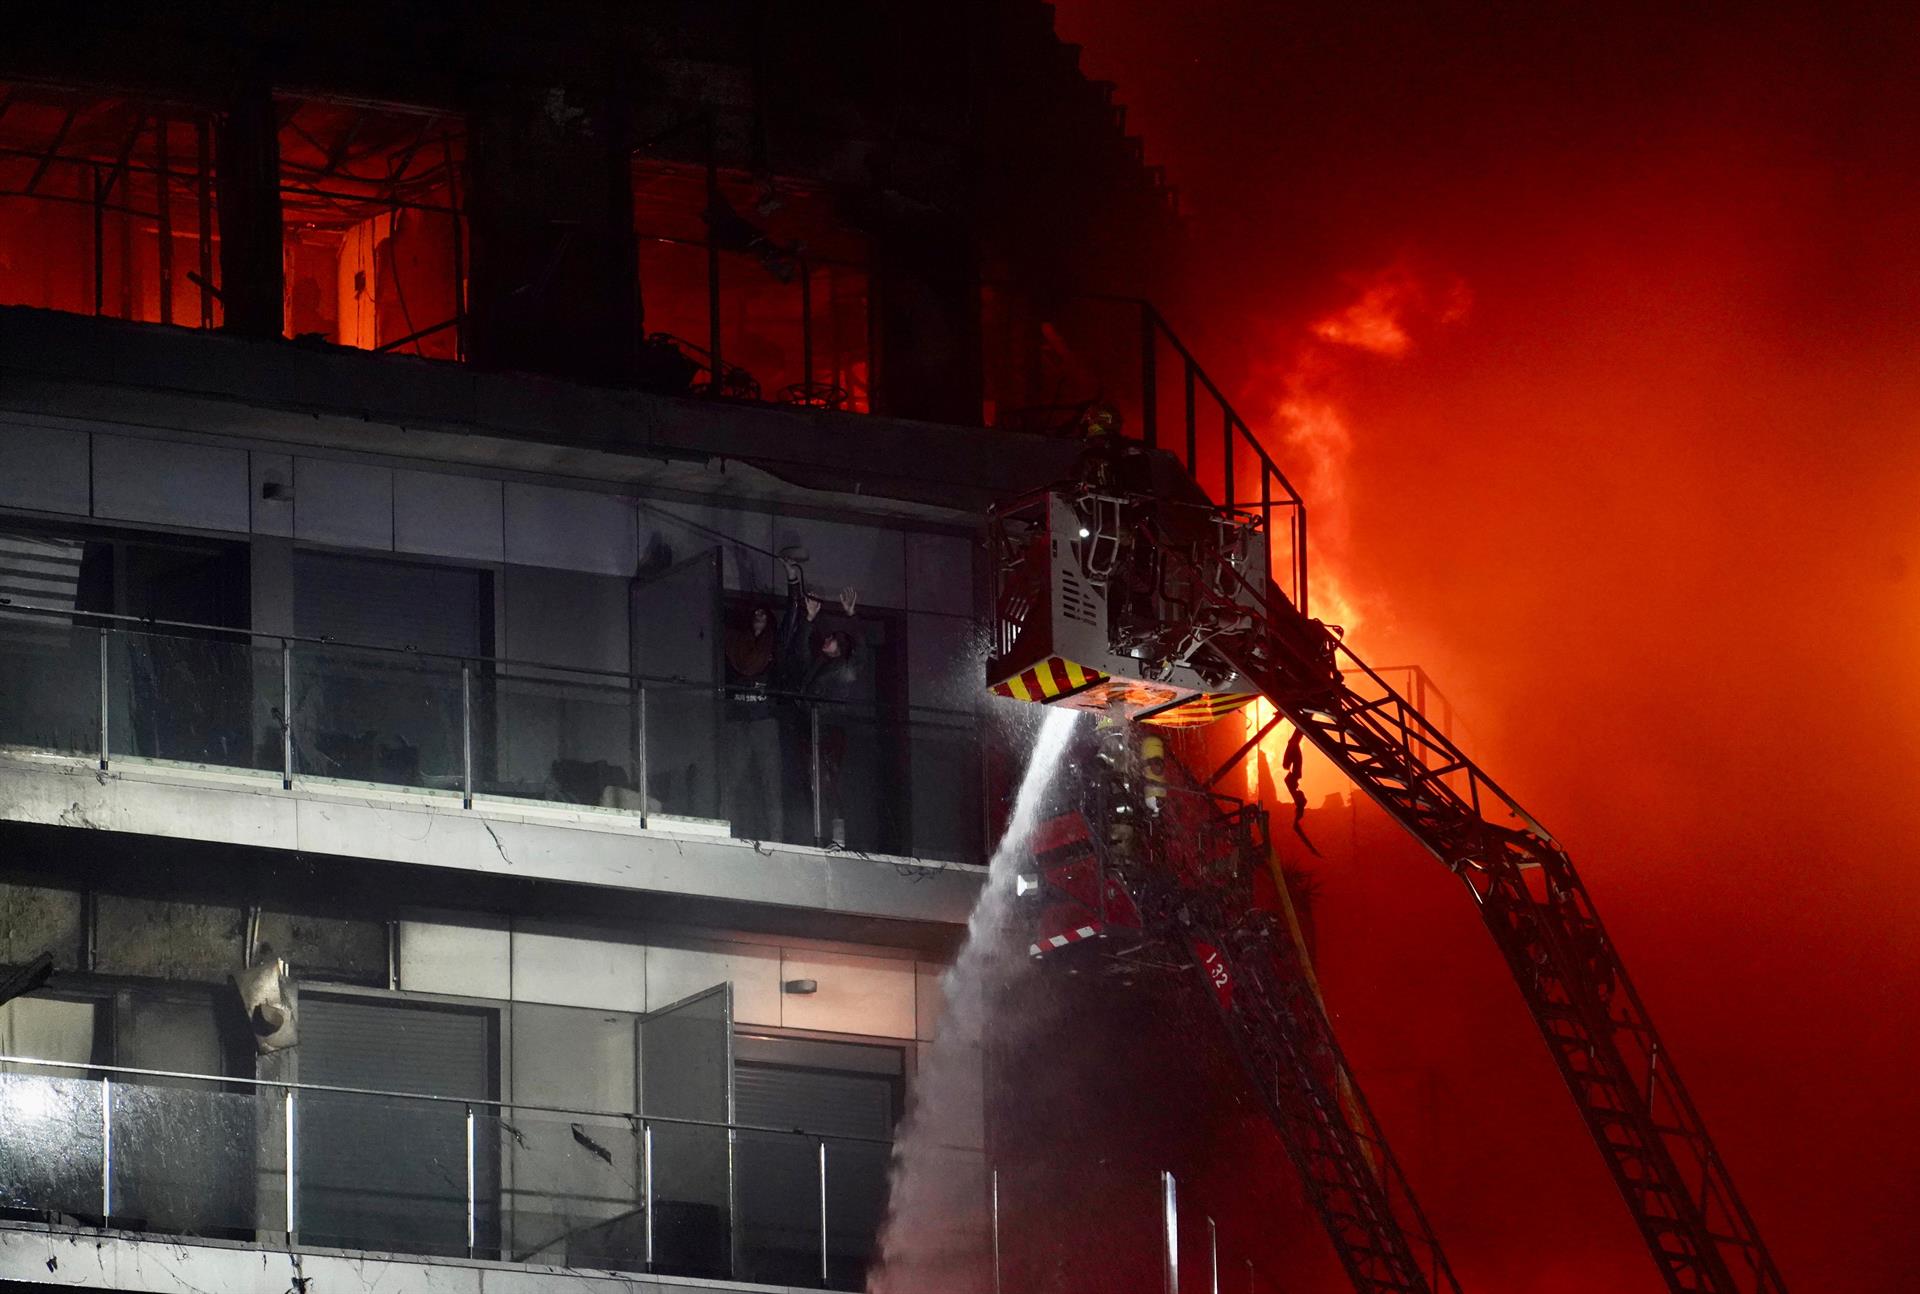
xmin=1051 ymin=2 xmax=1920 ymax=1289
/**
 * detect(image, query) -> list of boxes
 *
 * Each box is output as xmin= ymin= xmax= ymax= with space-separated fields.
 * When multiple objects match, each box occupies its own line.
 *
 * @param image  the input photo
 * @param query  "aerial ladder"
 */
xmin=986 ymin=465 xmax=1787 ymax=1294
xmin=1024 ymin=720 xmax=1460 ymax=1294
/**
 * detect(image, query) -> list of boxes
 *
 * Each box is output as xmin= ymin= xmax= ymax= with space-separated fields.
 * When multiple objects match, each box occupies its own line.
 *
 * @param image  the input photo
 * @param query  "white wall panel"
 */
xmin=94 ymin=434 xmax=248 ymax=531
xmin=397 ymin=914 xmax=510 ymax=999
xmin=293 ymin=457 xmax=394 ymax=550
xmin=394 ymin=469 xmax=504 ymax=562
xmin=779 ymin=949 xmax=916 ymax=1038
xmin=645 ymin=939 xmax=781 ymax=1026
xmin=511 ymin=919 xmax=647 ymax=1012
xmin=635 ymin=498 xmax=775 ymax=593
xmin=906 ymin=610 xmax=981 ymax=712
xmin=914 ymin=961 xmax=948 ymax=1042
xmin=503 ymin=566 xmax=629 ymax=672
xmin=0 ymin=421 xmax=88 ymax=516
xmin=511 ymin=1002 xmax=637 ymax=1114
xmin=904 ymin=529 xmax=975 ymax=616
xmin=250 ymin=452 xmax=294 ymax=537
xmin=767 ymin=516 xmax=906 ymax=609
xmin=506 ymin=483 xmax=635 ymax=576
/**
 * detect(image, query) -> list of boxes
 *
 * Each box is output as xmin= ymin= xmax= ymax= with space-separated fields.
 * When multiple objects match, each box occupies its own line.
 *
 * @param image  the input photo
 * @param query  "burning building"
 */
xmin=0 ymin=3 xmax=1236 ymax=1292
xmin=0 ymin=3 xmax=1800 ymax=1294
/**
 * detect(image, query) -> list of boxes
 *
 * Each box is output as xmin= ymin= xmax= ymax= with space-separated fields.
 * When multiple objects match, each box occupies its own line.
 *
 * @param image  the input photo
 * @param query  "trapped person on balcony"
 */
xmin=724 ymin=603 xmax=781 ymax=839
xmin=772 ymin=554 xmax=860 ymax=847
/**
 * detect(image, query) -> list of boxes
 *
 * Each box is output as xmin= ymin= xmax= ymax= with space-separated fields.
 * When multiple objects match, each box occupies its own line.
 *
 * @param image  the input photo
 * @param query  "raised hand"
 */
xmin=838 ymin=588 xmax=859 ymax=616
xmin=805 ymin=595 xmax=824 ymax=621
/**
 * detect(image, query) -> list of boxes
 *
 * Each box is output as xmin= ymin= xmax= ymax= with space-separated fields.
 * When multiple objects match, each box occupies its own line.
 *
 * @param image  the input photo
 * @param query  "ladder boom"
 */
xmin=1189 ymin=540 xmax=1788 ymax=1294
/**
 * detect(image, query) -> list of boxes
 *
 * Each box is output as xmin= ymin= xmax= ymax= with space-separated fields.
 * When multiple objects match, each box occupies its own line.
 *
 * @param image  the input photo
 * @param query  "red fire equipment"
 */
xmin=990 ymin=466 xmax=1787 ymax=1294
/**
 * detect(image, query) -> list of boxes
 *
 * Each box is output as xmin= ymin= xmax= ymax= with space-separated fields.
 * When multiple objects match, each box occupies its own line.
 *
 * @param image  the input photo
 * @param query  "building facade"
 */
xmin=0 ymin=5 xmax=1253 ymax=1292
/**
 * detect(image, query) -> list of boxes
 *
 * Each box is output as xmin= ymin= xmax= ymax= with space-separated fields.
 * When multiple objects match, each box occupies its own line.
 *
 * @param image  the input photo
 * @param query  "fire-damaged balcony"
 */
xmin=0 ymin=1053 xmax=900 ymax=1291
xmin=0 ymin=1059 xmax=1289 ymax=1293
xmin=0 ymin=603 xmax=987 ymax=931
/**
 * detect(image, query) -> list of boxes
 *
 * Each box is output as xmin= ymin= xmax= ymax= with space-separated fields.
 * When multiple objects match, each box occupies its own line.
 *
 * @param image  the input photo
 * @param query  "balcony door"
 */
xmin=639 ymin=982 xmax=735 ymax=1279
xmin=630 ymin=548 xmax=722 ymax=820
xmin=294 ymin=992 xmax=498 ymax=1257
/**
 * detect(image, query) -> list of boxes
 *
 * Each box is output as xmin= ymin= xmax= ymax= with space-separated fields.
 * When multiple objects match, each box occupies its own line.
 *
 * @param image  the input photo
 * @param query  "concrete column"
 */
xmin=870 ymin=217 xmax=982 ymax=425
xmin=214 ymin=77 xmax=285 ymax=339
xmin=465 ymin=79 xmax=639 ymax=383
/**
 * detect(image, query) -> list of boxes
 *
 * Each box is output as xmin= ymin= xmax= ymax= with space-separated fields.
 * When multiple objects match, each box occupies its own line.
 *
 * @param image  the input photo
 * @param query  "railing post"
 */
xmin=817 ymin=1137 xmax=830 ymax=1290
xmin=1260 ymin=474 xmax=1275 ymax=620
xmin=465 ymin=1103 xmax=477 ymax=1258
xmin=1161 ymin=1170 xmax=1179 ymax=1294
xmin=1296 ymin=505 xmax=1310 ymax=618
xmin=1208 ymin=1216 xmax=1220 ymax=1294
xmin=461 ymin=664 xmax=473 ymax=809
xmin=97 ymin=631 xmax=109 ymax=770
xmin=1140 ymin=302 xmax=1158 ymax=449
xmin=810 ymin=704 xmax=824 ymax=846
xmin=285 ymin=1088 xmax=298 ymax=1243
xmin=280 ymin=640 xmax=293 ymax=790
xmin=991 ymin=1166 xmax=1004 ymax=1294
xmin=99 ymin=1075 xmax=112 ymax=1221
xmin=1223 ymin=409 xmax=1236 ymax=509
xmin=636 ymin=686 xmax=649 ymax=830
xmin=642 ymin=1119 xmax=655 ymax=1270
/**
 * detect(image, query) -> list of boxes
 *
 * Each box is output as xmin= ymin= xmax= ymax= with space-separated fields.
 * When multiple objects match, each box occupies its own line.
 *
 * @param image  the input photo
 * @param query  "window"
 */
xmin=0 ymin=83 xmax=221 ymax=328
xmin=279 ymin=98 xmax=466 ymax=359
xmin=634 ymin=160 xmax=869 ymax=409
xmin=0 ymin=524 xmax=253 ymax=765
xmin=290 ymin=552 xmax=492 ymax=789
xmin=296 ymin=993 xmax=500 ymax=1257
xmin=734 ymin=1034 xmax=902 ymax=1289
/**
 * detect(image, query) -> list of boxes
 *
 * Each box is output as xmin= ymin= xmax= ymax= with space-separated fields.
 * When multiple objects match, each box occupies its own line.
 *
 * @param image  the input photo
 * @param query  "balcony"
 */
xmin=0 ymin=1056 xmax=905 ymax=1291
xmin=0 ymin=1055 xmax=1293 ymax=1294
xmin=0 ymin=604 xmax=988 ymax=930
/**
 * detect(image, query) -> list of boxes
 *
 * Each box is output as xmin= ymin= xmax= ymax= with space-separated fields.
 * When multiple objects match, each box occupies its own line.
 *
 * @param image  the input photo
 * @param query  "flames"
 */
xmin=1243 ymin=261 xmax=1469 ymax=802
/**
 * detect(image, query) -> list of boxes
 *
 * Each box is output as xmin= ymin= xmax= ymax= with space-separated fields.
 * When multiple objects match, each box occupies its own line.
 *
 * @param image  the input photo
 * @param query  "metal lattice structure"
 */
xmin=994 ymin=469 xmax=1788 ymax=1292
xmin=1173 ymin=525 xmax=1789 ymax=1294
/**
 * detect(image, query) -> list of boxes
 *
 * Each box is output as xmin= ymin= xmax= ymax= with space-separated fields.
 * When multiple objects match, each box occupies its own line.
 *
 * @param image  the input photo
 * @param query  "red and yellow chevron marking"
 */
xmin=1140 ymin=691 xmax=1259 ymax=729
xmin=991 ymin=656 xmax=1107 ymax=704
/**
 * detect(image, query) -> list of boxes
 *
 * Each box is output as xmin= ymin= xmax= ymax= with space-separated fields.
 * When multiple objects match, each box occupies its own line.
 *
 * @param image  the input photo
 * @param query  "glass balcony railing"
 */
xmin=0 ymin=605 xmax=987 ymax=863
xmin=0 ymin=1054 xmax=1292 ymax=1292
xmin=0 ymin=1057 xmax=898 ymax=1290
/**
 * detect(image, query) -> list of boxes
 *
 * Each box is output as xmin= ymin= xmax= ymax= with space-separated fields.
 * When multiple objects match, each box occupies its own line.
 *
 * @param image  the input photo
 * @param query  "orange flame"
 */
xmin=1244 ymin=261 xmax=1469 ymax=802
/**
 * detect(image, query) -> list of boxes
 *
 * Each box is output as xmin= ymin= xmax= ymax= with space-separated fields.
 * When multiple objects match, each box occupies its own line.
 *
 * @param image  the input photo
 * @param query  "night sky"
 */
xmin=1051 ymin=3 xmax=1920 ymax=1289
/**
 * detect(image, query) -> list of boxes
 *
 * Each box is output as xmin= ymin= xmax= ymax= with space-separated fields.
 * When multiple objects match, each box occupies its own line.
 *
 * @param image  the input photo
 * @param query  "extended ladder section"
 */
xmin=1035 ymin=733 xmax=1460 ymax=1294
xmin=1178 ymin=843 xmax=1460 ymax=1294
xmin=1161 ymin=532 xmax=1788 ymax=1294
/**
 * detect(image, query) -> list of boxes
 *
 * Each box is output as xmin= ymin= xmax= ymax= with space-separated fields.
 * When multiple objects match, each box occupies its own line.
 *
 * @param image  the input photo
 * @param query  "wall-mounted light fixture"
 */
xmin=782 ymin=978 xmax=819 ymax=995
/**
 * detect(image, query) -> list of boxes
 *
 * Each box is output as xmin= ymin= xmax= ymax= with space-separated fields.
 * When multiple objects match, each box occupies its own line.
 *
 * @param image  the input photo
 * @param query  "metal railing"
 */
xmin=0 ymin=1055 xmax=1297 ymax=1292
xmin=0 ymin=602 xmax=988 ymax=864
xmin=0 ymin=1054 xmax=892 ymax=1289
xmin=980 ymin=293 xmax=1312 ymax=614
xmin=1135 ymin=300 xmax=1310 ymax=615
